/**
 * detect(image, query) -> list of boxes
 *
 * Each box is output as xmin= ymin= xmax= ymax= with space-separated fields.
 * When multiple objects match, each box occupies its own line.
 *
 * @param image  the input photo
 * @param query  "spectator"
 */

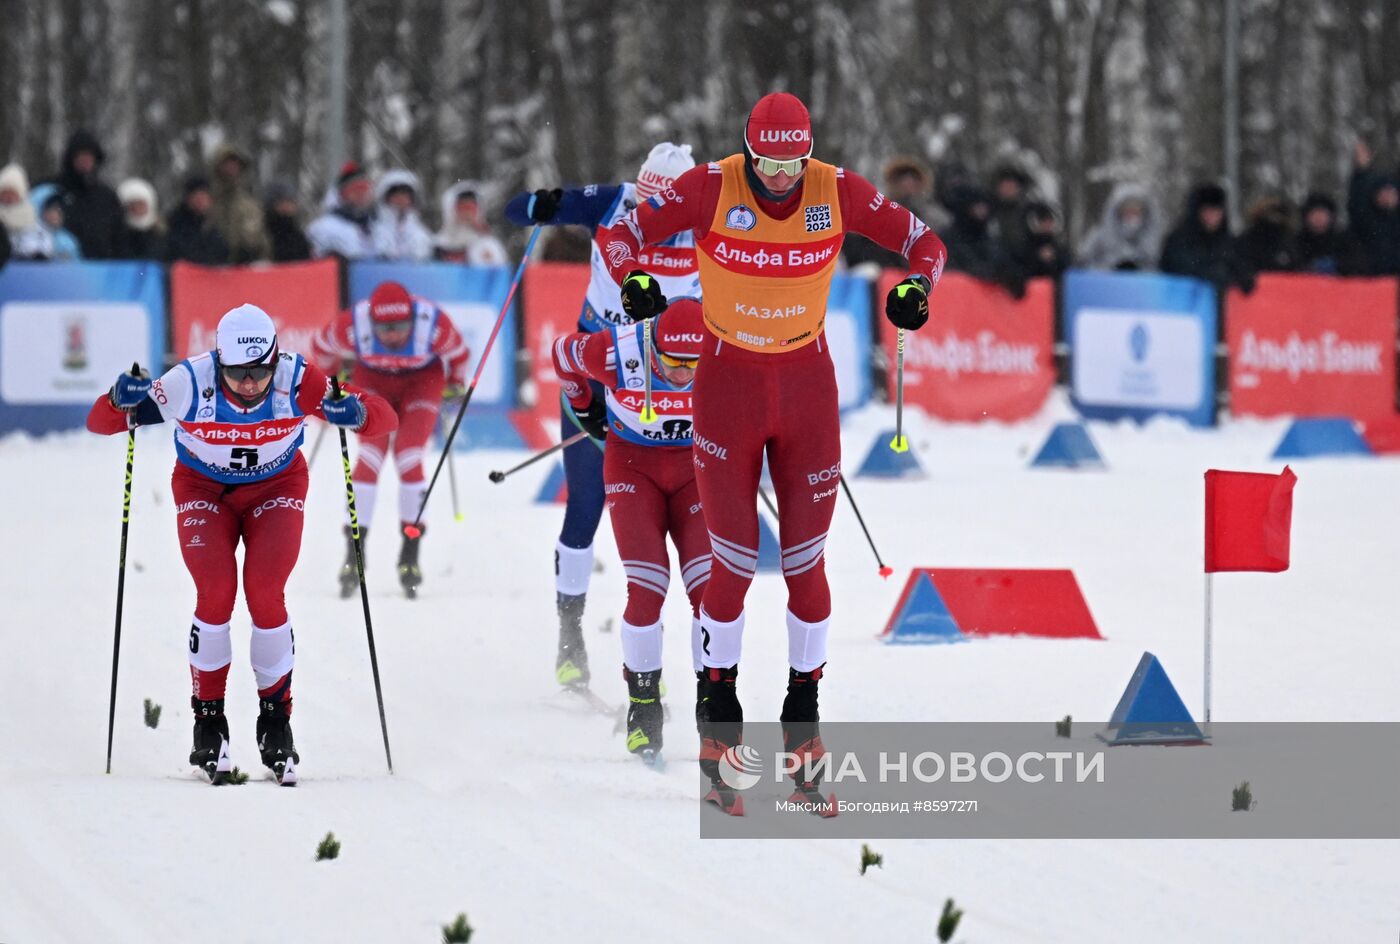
xmin=434 ymin=181 xmax=509 ymax=265
xmin=24 ymin=183 xmax=82 ymax=260
xmin=263 ymin=180 xmax=311 ymax=262
xmin=1077 ymin=182 xmax=1164 ymax=271
xmin=164 ymin=175 xmax=230 ymax=265
xmin=990 ymin=163 xmax=1032 ymax=247
xmin=1294 ymin=192 xmax=1360 ymax=275
xmin=371 ymin=169 xmax=434 ymax=261
xmin=1345 ymin=141 xmax=1400 ymax=276
xmin=1 ymin=163 xmax=48 ymax=257
xmin=209 ymin=143 xmax=271 ymax=263
xmin=844 ymin=155 xmax=947 ymax=270
xmin=1159 ymin=183 xmax=1254 ymax=293
xmin=308 ymin=161 xmax=377 ymax=260
xmin=938 ymin=184 xmax=1025 ymax=297
xmin=51 ymin=130 xmax=127 ymax=258
xmin=117 ymin=178 xmax=165 ymax=260
xmin=1236 ymin=194 xmax=1299 ymax=274
xmin=1010 ymin=200 xmax=1070 ymax=281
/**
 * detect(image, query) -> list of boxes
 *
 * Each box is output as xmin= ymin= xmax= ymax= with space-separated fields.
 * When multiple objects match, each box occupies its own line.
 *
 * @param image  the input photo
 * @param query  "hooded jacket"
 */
xmin=370 ymin=169 xmax=434 ymax=261
xmin=1345 ymin=167 xmax=1400 ymax=276
xmin=1077 ymin=183 xmax=1164 ymax=271
xmin=21 ymin=183 xmax=83 ymax=260
xmin=1159 ymin=185 xmax=1255 ymax=293
xmin=209 ymin=143 xmax=270 ymax=263
xmin=117 ymin=178 xmax=165 ymax=260
xmin=0 ymin=163 xmax=39 ymax=235
xmin=263 ymin=180 xmax=311 ymax=262
xmin=52 ymin=130 xmax=127 ymax=258
xmin=434 ymin=180 xmax=508 ymax=265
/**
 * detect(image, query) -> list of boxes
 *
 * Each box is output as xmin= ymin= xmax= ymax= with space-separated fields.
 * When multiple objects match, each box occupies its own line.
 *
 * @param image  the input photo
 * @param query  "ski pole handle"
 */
xmin=640 ymin=318 xmax=658 ymax=425
xmin=890 ymin=328 xmax=909 ymax=453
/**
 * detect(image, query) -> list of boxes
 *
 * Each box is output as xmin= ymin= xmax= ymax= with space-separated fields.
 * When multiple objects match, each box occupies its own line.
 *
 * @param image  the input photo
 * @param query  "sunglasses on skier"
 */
xmin=746 ymin=140 xmax=811 ymax=177
xmin=657 ymin=351 xmax=699 ymax=370
xmin=220 ymin=362 xmax=275 ymax=383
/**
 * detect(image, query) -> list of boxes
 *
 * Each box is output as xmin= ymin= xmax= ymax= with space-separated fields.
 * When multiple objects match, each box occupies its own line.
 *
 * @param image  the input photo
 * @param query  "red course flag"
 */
xmin=1204 ymin=467 xmax=1297 ymax=573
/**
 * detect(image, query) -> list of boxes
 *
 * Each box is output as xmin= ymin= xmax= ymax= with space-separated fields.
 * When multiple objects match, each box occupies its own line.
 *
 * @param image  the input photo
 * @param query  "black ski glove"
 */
xmin=884 ymin=275 xmax=931 ymax=330
xmin=527 ymin=188 xmax=563 ymax=223
xmin=571 ymin=398 xmax=609 ymax=441
xmin=621 ymin=270 xmax=668 ymax=320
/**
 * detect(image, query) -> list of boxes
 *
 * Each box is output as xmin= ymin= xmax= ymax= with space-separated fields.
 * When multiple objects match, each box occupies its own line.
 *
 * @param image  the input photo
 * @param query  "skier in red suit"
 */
xmin=600 ymin=93 xmax=945 ymax=812
xmin=313 ymin=280 xmax=471 ymax=598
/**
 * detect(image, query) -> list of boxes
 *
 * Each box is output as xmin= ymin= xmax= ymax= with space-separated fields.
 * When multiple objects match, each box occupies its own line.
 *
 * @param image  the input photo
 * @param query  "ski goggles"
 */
xmin=373 ymin=319 xmax=413 ymax=334
xmin=221 ymin=362 xmax=275 ymax=383
xmin=657 ymin=350 xmax=699 ymax=369
xmin=746 ymin=140 xmax=811 ymax=177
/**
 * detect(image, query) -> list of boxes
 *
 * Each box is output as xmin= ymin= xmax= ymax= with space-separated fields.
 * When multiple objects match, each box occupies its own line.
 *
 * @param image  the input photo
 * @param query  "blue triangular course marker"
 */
xmin=533 ymin=461 xmax=567 ymax=505
xmin=1271 ymin=417 xmax=1373 ymax=459
xmin=856 ymin=428 xmax=926 ymax=479
xmin=1031 ymin=422 xmax=1104 ymax=469
xmin=756 ymin=510 xmax=781 ymax=572
xmin=884 ymin=573 xmax=965 ymax=644
xmin=1098 ymin=652 xmax=1207 ymax=745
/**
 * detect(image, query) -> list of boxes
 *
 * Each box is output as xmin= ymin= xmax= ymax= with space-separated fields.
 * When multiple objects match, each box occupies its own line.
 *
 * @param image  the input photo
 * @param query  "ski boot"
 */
xmin=189 ymin=697 xmax=232 ymax=785
xmin=397 ymin=523 xmax=423 ymax=599
xmin=694 ymin=670 xmax=708 ymax=734
xmin=624 ymin=667 xmax=664 ymax=766
xmin=338 ymin=525 xmax=365 ymax=599
xmin=699 ymin=665 xmax=745 ymax=816
xmin=781 ymin=665 xmax=836 ymax=817
xmin=256 ymin=698 xmax=300 ymax=786
xmin=555 ymin=593 xmax=590 ymax=689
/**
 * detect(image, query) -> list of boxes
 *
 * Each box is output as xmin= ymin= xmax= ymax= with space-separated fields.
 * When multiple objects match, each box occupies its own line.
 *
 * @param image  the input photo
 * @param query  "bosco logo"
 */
xmin=806 ymin=463 xmax=841 ymax=485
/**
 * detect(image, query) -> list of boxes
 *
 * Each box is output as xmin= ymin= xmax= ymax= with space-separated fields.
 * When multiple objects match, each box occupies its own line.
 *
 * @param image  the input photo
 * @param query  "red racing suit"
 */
xmin=313 ymin=297 xmax=470 ymax=530
xmin=601 ymin=156 xmax=945 ymax=673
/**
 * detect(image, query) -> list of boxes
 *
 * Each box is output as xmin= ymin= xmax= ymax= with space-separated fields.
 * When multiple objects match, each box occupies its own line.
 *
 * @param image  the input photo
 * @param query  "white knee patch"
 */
xmin=398 ymin=481 xmax=427 ymax=525
xmin=690 ymin=616 xmax=703 ymax=673
xmin=250 ymin=620 xmax=295 ymax=690
xmin=620 ymin=618 xmax=663 ymax=672
xmin=699 ymin=607 xmax=744 ymax=669
xmin=188 ymin=616 xmax=232 ymax=672
xmin=349 ymin=482 xmax=378 ymax=529
xmin=787 ymin=609 xmax=829 ymax=672
xmin=555 ymin=542 xmax=593 ymax=596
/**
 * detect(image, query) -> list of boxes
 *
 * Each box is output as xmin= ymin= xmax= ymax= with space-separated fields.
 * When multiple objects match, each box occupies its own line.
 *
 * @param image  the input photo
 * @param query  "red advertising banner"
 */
xmin=878 ymin=270 xmax=1055 ymax=421
xmin=522 ymin=262 xmax=591 ymax=425
xmin=169 ymin=260 xmax=341 ymax=360
xmin=1227 ymin=273 xmax=1399 ymax=419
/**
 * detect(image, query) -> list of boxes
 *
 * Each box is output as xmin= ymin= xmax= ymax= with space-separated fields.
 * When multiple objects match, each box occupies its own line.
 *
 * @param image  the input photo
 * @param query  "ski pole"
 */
xmin=333 ymin=378 xmax=394 ymax=774
xmin=640 ymin=317 xmax=658 ymax=425
xmin=839 ymin=474 xmax=893 ymax=579
xmin=408 ymin=225 xmax=542 ymax=537
xmin=105 ymin=362 xmax=141 ymax=775
xmin=758 ymin=485 xmax=780 ymax=522
xmin=890 ymin=327 xmax=909 ymax=453
xmin=489 ymin=430 xmax=590 ymax=483
xmin=442 ymin=412 xmax=462 ymax=522
xmin=307 ymin=422 xmax=329 ymax=469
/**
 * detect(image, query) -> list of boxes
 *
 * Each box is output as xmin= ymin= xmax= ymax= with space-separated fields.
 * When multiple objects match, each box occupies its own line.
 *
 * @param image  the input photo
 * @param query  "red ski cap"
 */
xmin=745 ymin=93 xmax=812 ymax=158
xmin=654 ymin=298 xmax=705 ymax=360
xmin=369 ymin=280 xmax=414 ymax=323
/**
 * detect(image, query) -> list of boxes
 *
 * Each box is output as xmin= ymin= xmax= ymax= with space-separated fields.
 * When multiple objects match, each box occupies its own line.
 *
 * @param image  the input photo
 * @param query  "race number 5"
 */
xmin=229 ymin=447 xmax=259 ymax=469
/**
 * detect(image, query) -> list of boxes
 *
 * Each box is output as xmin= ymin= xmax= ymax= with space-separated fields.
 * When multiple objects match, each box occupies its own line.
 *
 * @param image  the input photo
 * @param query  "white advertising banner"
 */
xmin=1072 ymin=307 xmax=1205 ymax=411
xmin=0 ymin=302 xmax=152 ymax=405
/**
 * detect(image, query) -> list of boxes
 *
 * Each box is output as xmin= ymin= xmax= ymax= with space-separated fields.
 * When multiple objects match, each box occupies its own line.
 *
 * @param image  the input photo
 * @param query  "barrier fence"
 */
xmin=0 ymin=259 xmax=1395 ymax=437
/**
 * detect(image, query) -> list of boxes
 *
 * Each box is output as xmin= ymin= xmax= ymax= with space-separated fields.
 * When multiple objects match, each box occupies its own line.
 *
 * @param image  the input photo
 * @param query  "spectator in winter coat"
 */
xmin=209 ymin=143 xmax=271 ymax=263
xmin=1345 ymin=141 xmax=1400 ymax=276
xmin=1236 ymin=194 xmax=1299 ymax=274
xmin=1077 ymin=182 xmax=1164 ymax=271
xmin=263 ymin=180 xmax=311 ymax=262
xmin=1009 ymin=201 xmax=1070 ymax=281
xmin=308 ymin=162 xmax=377 ymax=261
xmin=843 ymin=155 xmax=948 ymax=270
xmin=434 ymin=181 xmax=509 ymax=265
xmin=117 ymin=178 xmax=165 ymax=261
xmin=22 ymin=183 xmax=83 ymax=261
xmin=51 ymin=130 xmax=127 ymax=258
xmin=164 ymin=176 xmax=230 ymax=265
xmin=990 ymin=163 xmax=1032 ymax=250
xmin=938 ymin=184 xmax=1025 ymax=297
xmin=1159 ymin=183 xmax=1255 ymax=294
xmin=1294 ymin=192 xmax=1360 ymax=275
xmin=370 ymin=169 xmax=434 ymax=261
xmin=0 ymin=163 xmax=48 ymax=257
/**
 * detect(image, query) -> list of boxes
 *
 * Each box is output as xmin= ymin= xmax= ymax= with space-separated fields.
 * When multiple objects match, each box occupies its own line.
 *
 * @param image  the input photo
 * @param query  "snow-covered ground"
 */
xmin=2 ymin=395 xmax=1397 ymax=942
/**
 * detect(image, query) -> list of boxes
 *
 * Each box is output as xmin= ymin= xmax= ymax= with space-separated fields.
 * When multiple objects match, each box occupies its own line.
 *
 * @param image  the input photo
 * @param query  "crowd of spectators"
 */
xmin=0 ymin=130 xmax=507 ymax=270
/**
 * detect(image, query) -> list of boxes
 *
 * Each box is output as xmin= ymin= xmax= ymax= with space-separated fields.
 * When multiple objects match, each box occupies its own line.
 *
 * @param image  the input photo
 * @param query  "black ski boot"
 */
xmin=781 ymin=664 xmax=836 ymax=817
xmin=624 ymin=667 xmax=664 ymax=765
xmin=397 ymin=523 xmax=423 ymax=599
xmin=189 ymin=697 xmax=231 ymax=785
xmin=694 ymin=670 xmax=708 ymax=734
xmin=699 ymin=665 xmax=745 ymax=816
xmin=256 ymin=698 xmax=300 ymax=786
xmin=338 ymin=525 xmax=365 ymax=599
xmin=555 ymin=593 xmax=590 ymax=689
